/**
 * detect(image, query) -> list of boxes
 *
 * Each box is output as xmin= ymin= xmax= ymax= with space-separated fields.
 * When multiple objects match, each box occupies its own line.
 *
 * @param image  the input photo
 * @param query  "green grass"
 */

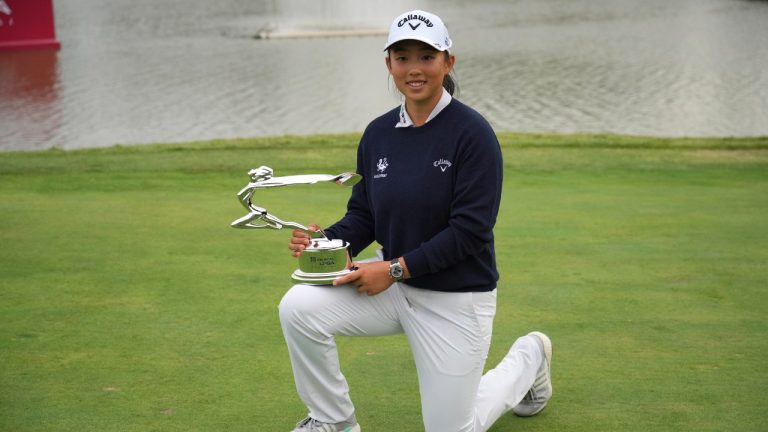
xmin=1 ymin=133 xmax=767 ymax=431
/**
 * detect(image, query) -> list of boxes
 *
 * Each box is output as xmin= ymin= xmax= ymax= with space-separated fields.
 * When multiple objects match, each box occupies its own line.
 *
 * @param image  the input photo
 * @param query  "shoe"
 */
xmin=291 ymin=416 xmax=361 ymax=432
xmin=512 ymin=331 xmax=553 ymax=417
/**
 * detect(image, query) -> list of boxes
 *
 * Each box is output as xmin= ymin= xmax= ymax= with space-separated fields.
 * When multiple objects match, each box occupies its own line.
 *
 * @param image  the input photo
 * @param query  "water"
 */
xmin=1 ymin=0 xmax=767 ymax=151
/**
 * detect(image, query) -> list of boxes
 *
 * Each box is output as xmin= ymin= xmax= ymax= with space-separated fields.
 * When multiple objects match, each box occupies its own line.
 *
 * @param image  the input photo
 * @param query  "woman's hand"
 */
xmin=288 ymin=224 xmax=321 ymax=258
xmin=333 ymin=261 xmax=393 ymax=296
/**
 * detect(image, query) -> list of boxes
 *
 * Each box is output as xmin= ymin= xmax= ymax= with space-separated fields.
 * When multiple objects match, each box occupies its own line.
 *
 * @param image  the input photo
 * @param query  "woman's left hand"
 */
xmin=333 ymin=261 xmax=393 ymax=296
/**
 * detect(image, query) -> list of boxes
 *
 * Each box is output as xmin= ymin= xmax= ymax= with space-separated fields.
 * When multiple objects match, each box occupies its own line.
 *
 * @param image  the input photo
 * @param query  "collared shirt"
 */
xmin=395 ymin=88 xmax=453 ymax=128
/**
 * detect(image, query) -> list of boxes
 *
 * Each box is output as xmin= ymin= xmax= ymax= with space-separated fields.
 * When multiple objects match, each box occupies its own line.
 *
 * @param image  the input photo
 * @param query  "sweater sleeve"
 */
xmin=323 ymin=135 xmax=376 ymax=257
xmin=403 ymin=123 xmax=503 ymax=278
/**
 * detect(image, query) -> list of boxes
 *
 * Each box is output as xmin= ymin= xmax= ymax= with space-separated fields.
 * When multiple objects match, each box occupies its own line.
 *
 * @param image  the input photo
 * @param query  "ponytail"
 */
xmin=443 ymin=72 xmax=459 ymax=96
xmin=442 ymin=52 xmax=459 ymax=96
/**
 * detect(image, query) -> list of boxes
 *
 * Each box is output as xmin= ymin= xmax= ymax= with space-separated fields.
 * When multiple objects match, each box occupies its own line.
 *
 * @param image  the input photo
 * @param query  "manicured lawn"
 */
xmin=1 ymin=133 xmax=766 ymax=431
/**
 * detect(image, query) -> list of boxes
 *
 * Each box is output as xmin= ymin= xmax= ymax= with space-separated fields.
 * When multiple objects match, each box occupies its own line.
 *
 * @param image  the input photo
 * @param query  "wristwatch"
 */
xmin=389 ymin=258 xmax=405 ymax=282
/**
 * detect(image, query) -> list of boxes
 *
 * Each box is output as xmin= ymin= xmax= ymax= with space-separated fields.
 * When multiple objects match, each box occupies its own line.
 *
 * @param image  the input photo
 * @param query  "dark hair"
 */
xmin=442 ymin=52 xmax=459 ymax=97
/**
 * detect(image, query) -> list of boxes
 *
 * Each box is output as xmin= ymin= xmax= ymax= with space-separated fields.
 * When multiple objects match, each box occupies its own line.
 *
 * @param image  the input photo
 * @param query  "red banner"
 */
xmin=0 ymin=0 xmax=61 ymax=50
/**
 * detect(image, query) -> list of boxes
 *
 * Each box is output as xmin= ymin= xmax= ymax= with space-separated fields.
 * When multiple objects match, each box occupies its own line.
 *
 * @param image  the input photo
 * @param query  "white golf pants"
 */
xmin=279 ymin=270 xmax=543 ymax=431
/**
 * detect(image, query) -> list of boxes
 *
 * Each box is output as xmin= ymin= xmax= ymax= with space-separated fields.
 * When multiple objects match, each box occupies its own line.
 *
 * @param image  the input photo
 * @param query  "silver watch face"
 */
xmin=390 ymin=263 xmax=404 ymax=279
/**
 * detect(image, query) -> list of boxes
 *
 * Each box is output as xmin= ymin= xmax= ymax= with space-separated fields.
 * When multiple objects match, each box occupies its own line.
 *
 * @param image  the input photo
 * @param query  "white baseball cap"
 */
xmin=384 ymin=10 xmax=452 ymax=52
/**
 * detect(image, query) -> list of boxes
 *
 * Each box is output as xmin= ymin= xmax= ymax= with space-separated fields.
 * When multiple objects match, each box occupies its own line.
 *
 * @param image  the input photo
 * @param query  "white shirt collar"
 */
xmin=395 ymin=88 xmax=453 ymax=128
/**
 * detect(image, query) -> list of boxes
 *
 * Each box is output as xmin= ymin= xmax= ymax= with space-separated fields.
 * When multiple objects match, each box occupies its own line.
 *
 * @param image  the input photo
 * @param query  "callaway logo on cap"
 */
xmin=384 ymin=10 xmax=452 ymax=52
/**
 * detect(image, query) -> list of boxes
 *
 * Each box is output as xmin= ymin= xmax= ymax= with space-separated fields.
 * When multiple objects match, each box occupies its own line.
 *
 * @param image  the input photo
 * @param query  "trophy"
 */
xmin=231 ymin=166 xmax=361 ymax=285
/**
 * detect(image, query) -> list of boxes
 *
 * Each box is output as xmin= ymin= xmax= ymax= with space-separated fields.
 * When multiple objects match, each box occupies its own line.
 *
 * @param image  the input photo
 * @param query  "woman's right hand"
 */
xmin=288 ymin=223 xmax=321 ymax=258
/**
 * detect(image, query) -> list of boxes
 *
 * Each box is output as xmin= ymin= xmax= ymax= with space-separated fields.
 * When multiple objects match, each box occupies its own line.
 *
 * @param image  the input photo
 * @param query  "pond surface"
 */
xmin=1 ymin=0 xmax=767 ymax=151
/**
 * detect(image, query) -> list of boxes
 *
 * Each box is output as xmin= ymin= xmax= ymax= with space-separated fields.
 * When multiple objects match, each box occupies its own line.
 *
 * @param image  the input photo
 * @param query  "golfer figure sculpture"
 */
xmin=231 ymin=166 xmax=361 ymax=285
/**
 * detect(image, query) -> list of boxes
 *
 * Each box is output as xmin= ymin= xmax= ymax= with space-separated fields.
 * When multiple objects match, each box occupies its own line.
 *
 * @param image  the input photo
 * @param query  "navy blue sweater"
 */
xmin=325 ymin=99 xmax=503 ymax=292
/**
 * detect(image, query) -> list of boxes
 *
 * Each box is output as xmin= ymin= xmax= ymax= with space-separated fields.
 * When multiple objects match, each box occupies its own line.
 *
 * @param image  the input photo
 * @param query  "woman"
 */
xmin=280 ymin=10 xmax=553 ymax=432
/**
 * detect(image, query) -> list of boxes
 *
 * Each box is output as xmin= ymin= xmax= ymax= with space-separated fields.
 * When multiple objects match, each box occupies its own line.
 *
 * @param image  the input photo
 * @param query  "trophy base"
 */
xmin=291 ymin=269 xmax=352 ymax=286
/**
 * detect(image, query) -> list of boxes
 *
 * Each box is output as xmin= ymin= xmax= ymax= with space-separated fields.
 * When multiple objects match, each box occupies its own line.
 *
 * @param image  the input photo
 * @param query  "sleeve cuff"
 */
xmin=403 ymin=248 xmax=430 ymax=279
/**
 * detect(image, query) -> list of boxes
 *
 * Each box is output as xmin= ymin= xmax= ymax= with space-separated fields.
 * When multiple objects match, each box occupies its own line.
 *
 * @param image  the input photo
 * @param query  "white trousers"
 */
xmin=279 ymin=272 xmax=543 ymax=431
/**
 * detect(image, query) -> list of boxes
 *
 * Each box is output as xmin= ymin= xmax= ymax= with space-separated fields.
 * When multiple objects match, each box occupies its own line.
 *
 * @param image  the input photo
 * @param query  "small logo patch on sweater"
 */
xmin=434 ymin=158 xmax=452 ymax=172
xmin=374 ymin=157 xmax=389 ymax=179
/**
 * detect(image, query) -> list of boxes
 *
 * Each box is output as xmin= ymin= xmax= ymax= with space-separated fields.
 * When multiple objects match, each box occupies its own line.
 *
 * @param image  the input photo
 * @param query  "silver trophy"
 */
xmin=231 ymin=166 xmax=361 ymax=285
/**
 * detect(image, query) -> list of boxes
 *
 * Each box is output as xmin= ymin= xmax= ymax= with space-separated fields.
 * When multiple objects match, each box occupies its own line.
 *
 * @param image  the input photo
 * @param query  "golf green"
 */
xmin=1 ymin=133 xmax=766 ymax=431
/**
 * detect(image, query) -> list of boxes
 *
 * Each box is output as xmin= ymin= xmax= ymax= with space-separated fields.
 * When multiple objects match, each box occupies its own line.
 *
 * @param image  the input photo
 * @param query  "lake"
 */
xmin=1 ymin=0 xmax=767 ymax=151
